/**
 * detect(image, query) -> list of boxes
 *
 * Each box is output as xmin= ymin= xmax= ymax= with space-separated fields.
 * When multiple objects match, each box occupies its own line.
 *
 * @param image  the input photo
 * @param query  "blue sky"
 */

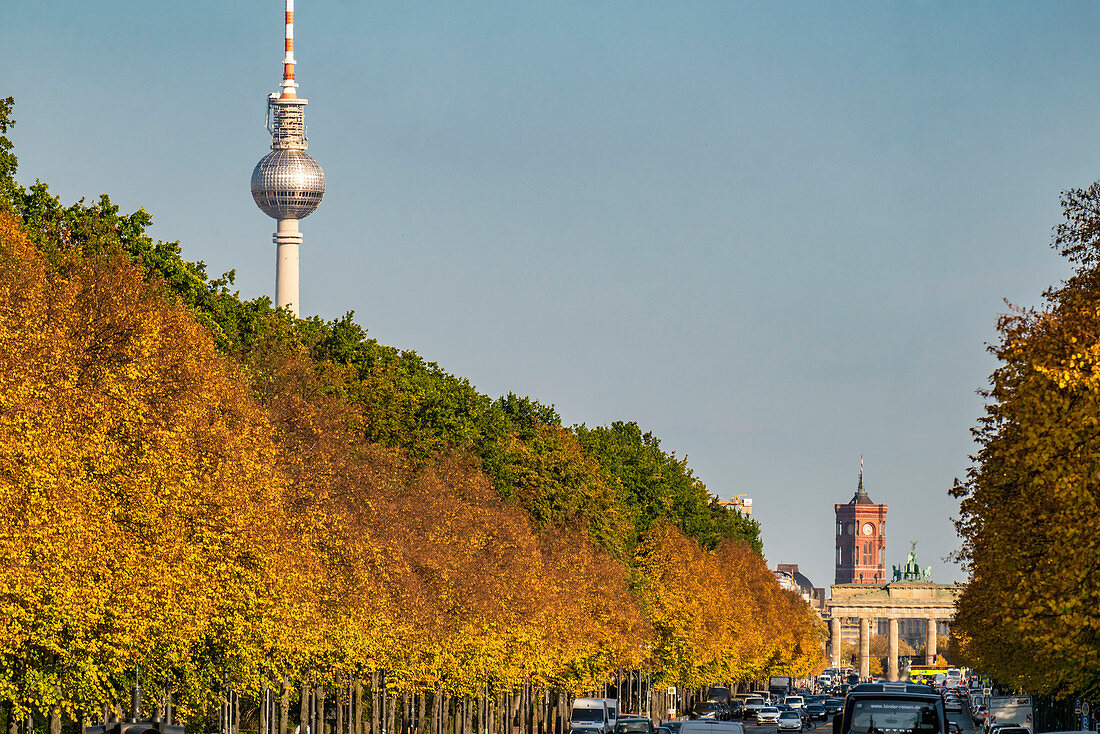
xmin=6 ymin=1 xmax=1098 ymax=587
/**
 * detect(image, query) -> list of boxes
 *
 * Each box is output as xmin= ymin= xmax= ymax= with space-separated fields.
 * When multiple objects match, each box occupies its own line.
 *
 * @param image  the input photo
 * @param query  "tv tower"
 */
xmin=251 ymin=0 xmax=325 ymax=317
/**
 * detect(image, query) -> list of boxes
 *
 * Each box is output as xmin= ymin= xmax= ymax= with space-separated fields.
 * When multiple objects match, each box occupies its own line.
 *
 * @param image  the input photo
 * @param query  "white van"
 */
xmin=783 ymin=696 xmax=804 ymax=710
xmin=571 ymin=699 xmax=611 ymax=734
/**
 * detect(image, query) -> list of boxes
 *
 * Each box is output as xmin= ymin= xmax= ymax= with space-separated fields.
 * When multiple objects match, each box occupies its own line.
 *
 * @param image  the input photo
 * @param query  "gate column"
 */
xmin=859 ymin=618 xmax=870 ymax=680
xmin=887 ymin=618 xmax=899 ymax=681
xmin=831 ymin=616 xmax=842 ymax=668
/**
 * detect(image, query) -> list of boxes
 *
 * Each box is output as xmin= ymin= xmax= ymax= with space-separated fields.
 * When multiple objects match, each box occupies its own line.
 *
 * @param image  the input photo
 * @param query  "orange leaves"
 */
xmin=0 ymin=212 xmax=289 ymax=714
xmin=955 ymin=186 xmax=1100 ymax=699
xmin=633 ymin=524 xmax=824 ymax=686
xmin=0 ymin=198 xmax=822 ymax=715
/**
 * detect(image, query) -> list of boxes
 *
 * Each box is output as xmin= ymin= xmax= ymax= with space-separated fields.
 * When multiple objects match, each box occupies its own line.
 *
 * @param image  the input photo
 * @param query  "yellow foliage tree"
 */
xmin=0 ymin=212 xmax=300 ymax=717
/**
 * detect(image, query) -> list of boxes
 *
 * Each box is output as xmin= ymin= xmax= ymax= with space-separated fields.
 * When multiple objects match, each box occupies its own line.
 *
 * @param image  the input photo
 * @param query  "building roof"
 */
xmin=850 ymin=473 xmax=875 ymax=504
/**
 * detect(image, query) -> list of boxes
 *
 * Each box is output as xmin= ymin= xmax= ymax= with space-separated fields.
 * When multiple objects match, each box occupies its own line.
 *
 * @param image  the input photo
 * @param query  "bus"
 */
xmin=907 ymin=664 xmax=950 ymax=685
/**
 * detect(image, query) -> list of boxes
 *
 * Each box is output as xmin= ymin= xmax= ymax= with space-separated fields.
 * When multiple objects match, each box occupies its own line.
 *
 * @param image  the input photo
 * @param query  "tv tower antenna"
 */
xmin=251 ymin=0 xmax=325 ymax=317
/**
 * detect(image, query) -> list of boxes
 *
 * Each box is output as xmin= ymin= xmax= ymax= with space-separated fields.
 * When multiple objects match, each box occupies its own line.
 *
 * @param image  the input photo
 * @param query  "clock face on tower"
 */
xmin=862 ymin=522 xmax=874 ymax=536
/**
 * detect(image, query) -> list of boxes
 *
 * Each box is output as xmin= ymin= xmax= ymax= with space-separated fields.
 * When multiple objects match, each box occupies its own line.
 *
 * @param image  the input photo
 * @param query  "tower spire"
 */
xmin=281 ymin=0 xmax=297 ymax=99
xmin=858 ymin=455 xmax=864 ymax=494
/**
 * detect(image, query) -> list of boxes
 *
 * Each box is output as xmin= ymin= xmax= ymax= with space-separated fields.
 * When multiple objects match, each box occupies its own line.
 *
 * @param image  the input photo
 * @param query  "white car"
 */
xmin=776 ymin=712 xmax=804 ymax=732
xmin=783 ymin=697 xmax=805 ymax=710
xmin=756 ymin=708 xmax=780 ymax=726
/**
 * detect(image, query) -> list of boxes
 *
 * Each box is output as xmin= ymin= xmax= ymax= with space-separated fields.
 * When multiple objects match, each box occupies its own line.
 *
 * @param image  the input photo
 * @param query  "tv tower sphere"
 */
xmin=252 ymin=0 xmax=324 ymax=317
xmin=251 ymin=149 xmax=325 ymax=220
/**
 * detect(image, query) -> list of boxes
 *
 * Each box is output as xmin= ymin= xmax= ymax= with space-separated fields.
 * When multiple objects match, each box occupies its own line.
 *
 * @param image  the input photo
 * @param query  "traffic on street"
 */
xmin=573 ymin=670 xmax=999 ymax=734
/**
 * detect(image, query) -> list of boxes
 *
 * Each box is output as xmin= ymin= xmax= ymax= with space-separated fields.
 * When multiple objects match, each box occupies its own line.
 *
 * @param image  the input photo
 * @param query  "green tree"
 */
xmin=575 ymin=421 xmax=762 ymax=553
xmin=0 ymin=97 xmax=16 ymax=209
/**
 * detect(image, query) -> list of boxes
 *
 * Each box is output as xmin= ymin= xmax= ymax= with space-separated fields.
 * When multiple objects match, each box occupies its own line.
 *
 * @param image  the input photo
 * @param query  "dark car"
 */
xmin=661 ymin=723 xmax=683 ymax=734
xmin=615 ymin=718 xmax=654 ymax=734
xmin=803 ymin=704 xmax=827 ymax=722
xmin=691 ymin=702 xmax=722 ymax=721
xmin=727 ymin=701 xmax=745 ymax=719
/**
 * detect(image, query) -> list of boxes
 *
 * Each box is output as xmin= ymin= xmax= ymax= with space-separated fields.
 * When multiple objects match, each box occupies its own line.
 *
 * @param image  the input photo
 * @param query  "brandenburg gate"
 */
xmin=827 ymin=579 xmax=960 ymax=680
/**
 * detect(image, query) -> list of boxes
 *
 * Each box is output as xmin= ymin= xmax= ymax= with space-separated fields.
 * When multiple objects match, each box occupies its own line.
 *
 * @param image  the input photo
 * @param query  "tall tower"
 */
xmin=834 ymin=458 xmax=887 ymax=584
xmin=251 ymin=0 xmax=325 ymax=317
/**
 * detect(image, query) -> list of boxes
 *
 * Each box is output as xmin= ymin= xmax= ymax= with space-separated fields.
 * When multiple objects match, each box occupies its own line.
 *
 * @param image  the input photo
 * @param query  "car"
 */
xmin=615 ymin=718 xmax=654 ymax=734
xmin=692 ymin=702 xmax=722 ymax=721
xmin=802 ymin=704 xmax=826 ymax=722
xmin=823 ymin=699 xmax=844 ymax=717
xmin=776 ymin=712 xmax=804 ymax=732
xmin=661 ymin=723 xmax=684 ymax=734
xmin=743 ymin=698 xmax=768 ymax=718
xmin=727 ymin=701 xmax=744 ymax=720
xmin=677 ymin=721 xmax=746 ymax=734
xmin=784 ymin=697 xmax=805 ymax=711
xmin=988 ymin=727 xmax=1030 ymax=734
xmin=756 ymin=708 xmax=780 ymax=726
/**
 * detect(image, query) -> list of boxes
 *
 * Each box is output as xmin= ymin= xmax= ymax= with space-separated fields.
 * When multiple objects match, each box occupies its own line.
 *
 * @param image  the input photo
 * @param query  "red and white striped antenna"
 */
xmin=280 ymin=0 xmax=297 ymax=98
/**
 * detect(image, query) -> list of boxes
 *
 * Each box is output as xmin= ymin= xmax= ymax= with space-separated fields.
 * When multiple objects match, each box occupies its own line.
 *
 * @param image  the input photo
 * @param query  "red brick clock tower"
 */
xmin=835 ymin=460 xmax=887 ymax=584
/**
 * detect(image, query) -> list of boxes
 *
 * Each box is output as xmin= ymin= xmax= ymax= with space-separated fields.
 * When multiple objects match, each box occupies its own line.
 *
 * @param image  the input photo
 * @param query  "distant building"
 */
xmin=720 ymin=494 xmax=753 ymax=516
xmin=834 ymin=464 xmax=887 ymax=584
xmin=775 ymin=563 xmax=826 ymax=611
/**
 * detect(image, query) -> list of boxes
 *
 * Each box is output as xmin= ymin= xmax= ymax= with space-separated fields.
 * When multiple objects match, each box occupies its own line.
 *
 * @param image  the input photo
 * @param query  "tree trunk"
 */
xmin=371 ymin=674 xmax=380 ymax=734
xmin=354 ymin=679 xmax=363 ymax=734
xmin=337 ymin=678 xmax=344 ymax=734
xmin=386 ymin=688 xmax=395 ymax=734
xmin=300 ymin=680 xmax=310 ymax=734
xmin=261 ymin=688 xmax=269 ymax=734
xmin=281 ymin=680 xmax=290 ymax=734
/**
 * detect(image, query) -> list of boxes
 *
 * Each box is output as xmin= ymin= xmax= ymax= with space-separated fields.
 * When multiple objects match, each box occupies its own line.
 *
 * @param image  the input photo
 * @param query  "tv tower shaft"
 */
xmin=250 ymin=0 xmax=325 ymax=318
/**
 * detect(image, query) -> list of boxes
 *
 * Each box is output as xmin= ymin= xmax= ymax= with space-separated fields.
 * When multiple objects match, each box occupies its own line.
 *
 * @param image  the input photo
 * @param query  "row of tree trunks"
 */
xmin=22 ymin=672 xmax=728 ymax=734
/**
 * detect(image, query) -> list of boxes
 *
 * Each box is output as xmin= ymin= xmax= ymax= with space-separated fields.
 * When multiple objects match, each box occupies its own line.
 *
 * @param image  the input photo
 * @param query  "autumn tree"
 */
xmin=0 ymin=97 xmax=826 ymax=728
xmin=953 ymin=182 xmax=1100 ymax=699
xmin=0 ymin=212 xmax=301 ymax=718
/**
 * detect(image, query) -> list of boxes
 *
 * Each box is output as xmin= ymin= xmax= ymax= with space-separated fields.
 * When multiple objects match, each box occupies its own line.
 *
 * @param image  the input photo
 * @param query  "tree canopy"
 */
xmin=0 ymin=98 xmax=821 ymax=720
xmin=952 ymin=182 xmax=1100 ymax=699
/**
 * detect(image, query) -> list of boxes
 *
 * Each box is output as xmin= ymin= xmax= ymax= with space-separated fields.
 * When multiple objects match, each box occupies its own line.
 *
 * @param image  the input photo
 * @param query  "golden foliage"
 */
xmin=0 ymin=209 xmax=824 ymax=718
